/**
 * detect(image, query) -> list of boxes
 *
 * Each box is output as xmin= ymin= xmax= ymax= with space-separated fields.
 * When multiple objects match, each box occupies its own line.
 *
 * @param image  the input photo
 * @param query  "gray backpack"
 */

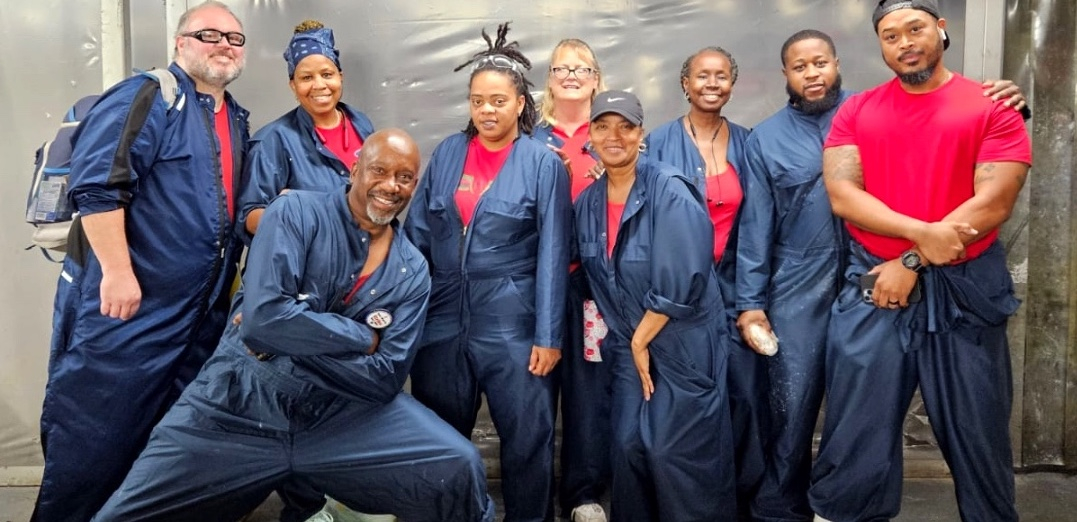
xmin=26 ymin=69 xmax=182 ymax=259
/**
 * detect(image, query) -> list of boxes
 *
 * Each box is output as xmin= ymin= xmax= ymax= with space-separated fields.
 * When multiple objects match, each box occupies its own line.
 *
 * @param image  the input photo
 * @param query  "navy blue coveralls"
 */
xmin=809 ymin=241 xmax=1019 ymax=522
xmin=404 ymin=133 xmax=572 ymax=522
xmin=533 ymin=121 xmax=613 ymax=516
xmin=237 ymin=101 xmax=375 ymax=240
xmin=93 ymin=190 xmax=495 ymax=522
xmin=644 ymin=117 xmax=767 ymax=514
xmin=575 ymin=155 xmax=736 ymax=522
xmin=235 ymin=101 xmax=376 ymax=518
xmin=35 ymin=63 xmax=249 ymax=522
xmin=735 ymin=93 xmax=851 ymax=521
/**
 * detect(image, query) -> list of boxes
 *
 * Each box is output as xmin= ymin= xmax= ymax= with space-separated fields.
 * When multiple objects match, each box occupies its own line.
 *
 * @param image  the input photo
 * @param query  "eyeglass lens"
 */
xmin=186 ymin=29 xmax=246 ymax=47
xmin=551 ymin=67 xmax=594 ymax=79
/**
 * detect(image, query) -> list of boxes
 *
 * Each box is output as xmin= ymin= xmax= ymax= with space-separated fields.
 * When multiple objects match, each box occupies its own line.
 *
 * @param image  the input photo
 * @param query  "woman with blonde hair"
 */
xmin=532 ymin=38 xmax=611 ymax=522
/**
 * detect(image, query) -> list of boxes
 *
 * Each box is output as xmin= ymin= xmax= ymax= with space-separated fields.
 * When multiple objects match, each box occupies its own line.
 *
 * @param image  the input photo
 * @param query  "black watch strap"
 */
xmin=901 ymin=250 xmax=925 ymax=273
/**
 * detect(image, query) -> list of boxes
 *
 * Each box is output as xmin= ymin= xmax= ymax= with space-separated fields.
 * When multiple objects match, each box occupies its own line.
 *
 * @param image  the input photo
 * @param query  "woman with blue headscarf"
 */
xmin=237 ymin=19 xmax=375 ymax=239
xmin=234 ymin=20 xmax=378 ymax=522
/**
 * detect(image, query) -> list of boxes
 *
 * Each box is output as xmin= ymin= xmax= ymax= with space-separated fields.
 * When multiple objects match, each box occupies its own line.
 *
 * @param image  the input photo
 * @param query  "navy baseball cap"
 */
xmin=873 ymin=0 xmax=950 ymax=50
xmin=589 ymin=90 xmax=643 ymax=126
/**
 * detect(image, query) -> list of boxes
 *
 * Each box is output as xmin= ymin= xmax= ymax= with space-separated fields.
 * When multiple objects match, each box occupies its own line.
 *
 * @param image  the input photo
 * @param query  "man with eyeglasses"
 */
xmin=33 ymin=2 xmax=250 ymax=521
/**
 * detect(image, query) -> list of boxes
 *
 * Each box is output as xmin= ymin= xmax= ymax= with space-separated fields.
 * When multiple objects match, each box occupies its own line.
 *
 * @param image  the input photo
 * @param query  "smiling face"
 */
xmin=174 ymin=5 xmax=245 ymax=89
xmin=548 ymin=46 xmax=600 ymax=106
xmin=783 ymin=37 xmax=843 ymax=114
xmin=468 ymin=70 xmax=525 ymax=149
xmin=682 ymin=50 xmax=735 ymax=114
xmin=588 ymin=113 xmax=643 ymax=170
xmin=290 ymin=54 xmax=343 ymax=124
xmin=877 ymin=9 xmax=947 ymax=85
xmin=348 ymin=131 xmax=420 ymax=228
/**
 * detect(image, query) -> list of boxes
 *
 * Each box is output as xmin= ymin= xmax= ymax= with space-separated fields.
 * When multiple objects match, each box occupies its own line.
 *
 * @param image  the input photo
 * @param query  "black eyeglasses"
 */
xmin=182 ymin=28 xmax=246 ymax=47
xmin=550 ymin=66 xmax=596 ymax=80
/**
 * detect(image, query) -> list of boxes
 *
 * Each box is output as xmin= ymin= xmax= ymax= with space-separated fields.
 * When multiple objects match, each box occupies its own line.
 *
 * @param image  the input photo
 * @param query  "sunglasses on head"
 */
xmin=472 ymin=54 xmax=521 ymax=73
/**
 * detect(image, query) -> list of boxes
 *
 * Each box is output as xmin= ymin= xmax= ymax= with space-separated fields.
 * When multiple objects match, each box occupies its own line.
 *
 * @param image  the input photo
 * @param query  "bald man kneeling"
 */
xmin=94 ymin=130 xmax=496 ymax=522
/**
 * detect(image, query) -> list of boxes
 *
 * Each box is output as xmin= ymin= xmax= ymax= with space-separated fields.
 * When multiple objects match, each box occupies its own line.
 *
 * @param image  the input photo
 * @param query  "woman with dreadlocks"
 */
xmin=403 ymin=22 xmax=571 ymax=522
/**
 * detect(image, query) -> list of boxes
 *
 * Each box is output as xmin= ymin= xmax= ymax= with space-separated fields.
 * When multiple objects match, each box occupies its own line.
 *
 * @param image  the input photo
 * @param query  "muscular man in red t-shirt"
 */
xmin=809 ymin=2 xmax=1031 ymax=521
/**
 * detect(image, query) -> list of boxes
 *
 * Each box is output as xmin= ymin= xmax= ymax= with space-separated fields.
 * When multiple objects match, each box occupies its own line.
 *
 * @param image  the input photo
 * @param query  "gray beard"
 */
xmin=367 ymin=203 xmax=396 ymax=226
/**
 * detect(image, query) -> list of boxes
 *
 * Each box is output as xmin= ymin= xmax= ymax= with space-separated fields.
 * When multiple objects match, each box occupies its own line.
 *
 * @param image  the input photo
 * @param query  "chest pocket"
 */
xmin=427 ymin=197 xmax=457 ymax=240
xmin=773 ymin=164 xmax=820 ymax=190
xmin=473 ymin=198 xmax=532 ymax=244
xmin=619 ymin=243 xmax=650 ymax=262
xmin=579 ymin=241 xmax=602 ymax=259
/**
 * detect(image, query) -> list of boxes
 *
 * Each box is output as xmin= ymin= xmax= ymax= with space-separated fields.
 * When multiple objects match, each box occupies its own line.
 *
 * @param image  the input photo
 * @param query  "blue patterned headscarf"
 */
xmin=284 ymin=26 xmax=341 ymax=78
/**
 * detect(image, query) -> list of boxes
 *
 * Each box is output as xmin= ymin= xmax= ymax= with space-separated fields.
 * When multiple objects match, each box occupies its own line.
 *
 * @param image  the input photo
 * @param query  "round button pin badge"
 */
xmin=366 ymin=309 xmax=393 ymax=329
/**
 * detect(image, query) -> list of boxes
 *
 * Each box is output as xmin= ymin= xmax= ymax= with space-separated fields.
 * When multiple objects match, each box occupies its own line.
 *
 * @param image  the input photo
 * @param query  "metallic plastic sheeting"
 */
xmin=0 ymin=0 xmax=971 ymax=471
xmin=0 ymin=0 xmax=105 ymax=473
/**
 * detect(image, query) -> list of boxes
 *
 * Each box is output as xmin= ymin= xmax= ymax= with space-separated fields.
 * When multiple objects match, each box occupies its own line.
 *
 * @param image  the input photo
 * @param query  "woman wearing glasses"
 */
xmin=532 ymin=39 xmax=611 ymax=522
xmin=576 ymin=90 xmax=736 ymax=521
xmin=643 ymin=46 xmax=768 ymax=517
xmin=236 ymin=20 xmax=375 ymax=239
xmin=403 ymin=23 xmax=571 ymax=522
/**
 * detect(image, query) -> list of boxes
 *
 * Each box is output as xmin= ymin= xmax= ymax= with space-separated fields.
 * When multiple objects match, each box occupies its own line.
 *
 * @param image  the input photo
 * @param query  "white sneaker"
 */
xmin=354 ymin=515 xmax=396 ymax=522
xmin=813 ymin=515 xmax=833 ymax=522
xmin=304 ymin=509 xmax=334 ymax=522
xmin=571 ymin=503 xmax=607 ymax=522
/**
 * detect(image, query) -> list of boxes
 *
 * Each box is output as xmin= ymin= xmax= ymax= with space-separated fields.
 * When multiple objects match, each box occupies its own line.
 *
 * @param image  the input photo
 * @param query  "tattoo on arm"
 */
xmin=824 ymin=146 xmax=865 ymax=188
xmin=974 ymin=162 xmax=1028 ymax=188
xmin=974 ymin=163 xmax=997 ymax=185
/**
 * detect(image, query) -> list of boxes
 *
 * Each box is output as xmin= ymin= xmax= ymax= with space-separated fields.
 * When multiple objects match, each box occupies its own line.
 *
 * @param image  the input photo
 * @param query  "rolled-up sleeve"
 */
xmin=645 ymin=174 xmax=714 ymax=319
xmin=236 ymin=135 xmax=290 ymax=242
xmin=69 ymin=78 xmax=167 ymax=215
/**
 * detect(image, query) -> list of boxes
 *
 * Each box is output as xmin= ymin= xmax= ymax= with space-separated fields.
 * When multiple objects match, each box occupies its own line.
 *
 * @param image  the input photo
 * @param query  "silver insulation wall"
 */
xmin=1 ymin=0 xmax=995 ymax=476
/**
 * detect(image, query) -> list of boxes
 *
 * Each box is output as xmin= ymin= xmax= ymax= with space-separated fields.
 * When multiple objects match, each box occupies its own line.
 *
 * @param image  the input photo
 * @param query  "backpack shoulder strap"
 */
xmin=135 ymin=68 xmax=183 ymax=110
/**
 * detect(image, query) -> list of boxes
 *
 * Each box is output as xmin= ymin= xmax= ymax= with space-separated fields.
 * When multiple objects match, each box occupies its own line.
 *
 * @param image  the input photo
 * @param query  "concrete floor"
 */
xmin=3 ymin=473 xmax=1076 ymax=521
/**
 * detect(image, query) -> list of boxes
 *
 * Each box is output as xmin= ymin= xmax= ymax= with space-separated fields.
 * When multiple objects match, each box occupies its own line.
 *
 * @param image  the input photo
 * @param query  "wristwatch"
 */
xmin=901 ymin=250 xmax=925 ymax=273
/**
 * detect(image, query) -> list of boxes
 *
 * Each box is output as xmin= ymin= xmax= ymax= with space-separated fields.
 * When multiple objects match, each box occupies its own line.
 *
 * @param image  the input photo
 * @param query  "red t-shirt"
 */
xmin=607 ymin=201 xmax=626 ymax=259
xmin=825 ymin=74 xmax=1031 ymax=260
xmin=456 ymin=137 xmax=513 ymax=226
xmin=706 ymin=163 xmax=743 ymax=262
xmin=214 ymin=106 xmax=234 ymax=219
xmin=552 ymin=124 xmax=598 ymax=201
xmin=315 ymin=116 xmax=364 ymax=169
xmin=343 ymin=273 xmax=373 ymax=305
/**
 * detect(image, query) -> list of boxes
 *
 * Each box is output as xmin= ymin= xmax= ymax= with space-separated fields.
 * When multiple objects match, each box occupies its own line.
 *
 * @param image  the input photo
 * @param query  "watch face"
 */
xmin=902 ymin=251 xmax=921 ymax=270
